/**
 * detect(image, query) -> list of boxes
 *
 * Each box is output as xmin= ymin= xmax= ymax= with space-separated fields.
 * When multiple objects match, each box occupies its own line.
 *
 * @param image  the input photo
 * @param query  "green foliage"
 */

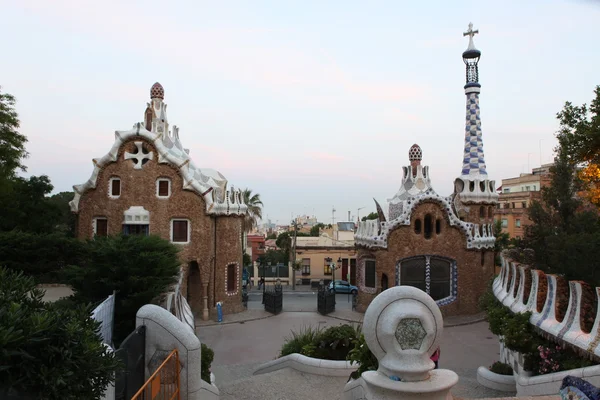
xmin=266 ymin=232 xmax=277 ymax=239
xmin=0 ymin=175 xmax=63 ymax=234
xmin=489 ymin=361 xmax=513 ymax=375
xmin=201 ymin=343 xmax=214 ymax=383
xmin=0 ymin=267 xmax=119 ymax=399
xmin=242 ymin=188 xmax=263 ymax=233
xmin=243 ymin=252 xmax=252 ymax=267
xmin=261 ymin=249 xmax=288 ymax=265
xmin=0 ymin=88 xmax=28 ymax=183
xmin=0 ymin=231 xmax=88 ymax=283
xmin=361 ymin=212 xmax=378 ymax=221
xmin=47 ymin=191 xmax=76 ymax=236
xmin=63 ymin=234 xmax=180 ymax=345
xmin=347 ymin=333 xmax=378 ymax=379
xmin=280 ymin=324 xmax=361 ymax=362
xmin=310 ymin=223 xmax=325 ymax=237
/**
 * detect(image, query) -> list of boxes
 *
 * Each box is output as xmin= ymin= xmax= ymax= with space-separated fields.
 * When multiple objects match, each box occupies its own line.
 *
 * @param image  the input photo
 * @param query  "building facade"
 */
xmin=294 ymin=235 xmax=357 ymax=286
xmin=494 ymin=164 xmax=552 ymax=238
xmin=354 ymin=24 xmax=498 ymax=316
xmin=246 ymin=234 xmax=266 ymax=263
xmin=70 ymin=83 xmax=247 ymax=320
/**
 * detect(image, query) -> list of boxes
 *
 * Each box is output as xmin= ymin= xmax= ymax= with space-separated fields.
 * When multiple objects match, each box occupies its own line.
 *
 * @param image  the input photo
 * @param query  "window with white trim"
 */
xmin=156 ymin=178 xmax=171 ymax=198
xmin=94 ymin=218 xmax=108 ymax=237
xmin=109 ymin=177 xmax=121 ymax=198
xmin=302 ymin=258 xmax=311 ymax=275
xmin=171 ymin=219 xmax=190 ymax=243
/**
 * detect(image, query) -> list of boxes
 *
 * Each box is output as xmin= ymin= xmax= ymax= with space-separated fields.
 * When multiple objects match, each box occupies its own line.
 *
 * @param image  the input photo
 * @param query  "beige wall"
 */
xmin=295 ymin=248 xmax=357 ymax=283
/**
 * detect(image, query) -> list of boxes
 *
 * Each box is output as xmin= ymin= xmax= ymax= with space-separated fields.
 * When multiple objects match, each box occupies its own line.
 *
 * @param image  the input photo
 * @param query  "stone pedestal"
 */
xmin=343 ymin=286 xmax=458 ymax=400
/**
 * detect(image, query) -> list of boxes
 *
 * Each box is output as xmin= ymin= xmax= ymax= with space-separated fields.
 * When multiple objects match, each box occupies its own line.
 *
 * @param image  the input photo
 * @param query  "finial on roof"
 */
xmin=150 ymin=82 xmax=164 ymax=100
xmin=408 ymin=144 xmax=422 ymax=162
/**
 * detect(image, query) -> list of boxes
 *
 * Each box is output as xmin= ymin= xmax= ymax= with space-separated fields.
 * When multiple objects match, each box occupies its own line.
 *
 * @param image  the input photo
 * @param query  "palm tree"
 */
xmin=242 ymin=188 xmax=263 ymax=233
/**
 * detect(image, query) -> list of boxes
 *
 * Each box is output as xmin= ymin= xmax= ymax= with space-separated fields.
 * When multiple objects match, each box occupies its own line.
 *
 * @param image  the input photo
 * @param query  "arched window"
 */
xmin=414 ymin=219 xmax=422 ymax=234
xmin=424 ymin=214 xmax=433 ymax=239
xmin=398 ymin=256 xmax=455 ymax=302
xmin=488 ymin=206 xmax=493 ymax=218
xmin=479 ymin=206 xmax=485 ymax=218
xmin=435 ymin=219 xmax=441 ymax=235
xmin=381 ymin=273 xmax=388 ymax=291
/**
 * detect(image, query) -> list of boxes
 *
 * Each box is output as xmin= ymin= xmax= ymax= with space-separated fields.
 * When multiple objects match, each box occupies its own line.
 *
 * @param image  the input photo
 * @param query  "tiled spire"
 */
xmin=460 ymin=23 xmax=487 ymax=180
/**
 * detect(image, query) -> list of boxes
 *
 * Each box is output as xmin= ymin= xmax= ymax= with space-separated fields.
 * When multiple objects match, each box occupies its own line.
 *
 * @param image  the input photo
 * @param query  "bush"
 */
xmin=62 ymin=234 xmax=180 ymax=345
xmin=489 ymin=361 xmax=513 ymax=375
xmin=347 ymin=332 xmax=378 ymax=380
xmin=0 ymin=267 xmax=120 ymax=399
xmin=0 ymin=231 xmax=87 ymax=283
xmin=201 ymin=343 xmax=214 ymax=383
xmin=279 ymin=324 xmax=359 ymax=361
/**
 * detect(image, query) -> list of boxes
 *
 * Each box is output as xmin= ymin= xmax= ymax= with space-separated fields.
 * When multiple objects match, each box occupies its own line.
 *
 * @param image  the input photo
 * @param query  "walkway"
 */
xmin=197 ymin=312 xmax=509 ymax=399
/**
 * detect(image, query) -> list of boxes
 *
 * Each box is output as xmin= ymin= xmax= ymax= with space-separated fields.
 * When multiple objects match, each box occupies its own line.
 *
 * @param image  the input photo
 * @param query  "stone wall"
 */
xmin=356 ymin=202 xmax=494 ymax=316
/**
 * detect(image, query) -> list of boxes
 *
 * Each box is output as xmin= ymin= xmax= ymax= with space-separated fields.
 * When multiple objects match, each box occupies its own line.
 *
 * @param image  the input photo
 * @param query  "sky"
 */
xmin=1 ymin=0 xmax=599 ymax=226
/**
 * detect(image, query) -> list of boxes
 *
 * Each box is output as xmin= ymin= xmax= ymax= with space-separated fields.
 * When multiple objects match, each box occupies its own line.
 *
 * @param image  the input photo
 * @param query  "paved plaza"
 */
xmin=197 ymin=309 xmax=511 ymax=400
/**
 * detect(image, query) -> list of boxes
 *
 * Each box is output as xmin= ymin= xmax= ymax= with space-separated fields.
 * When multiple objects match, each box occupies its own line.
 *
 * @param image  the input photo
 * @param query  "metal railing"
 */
xmin=131 ymin=349 xmax=180 ymax=400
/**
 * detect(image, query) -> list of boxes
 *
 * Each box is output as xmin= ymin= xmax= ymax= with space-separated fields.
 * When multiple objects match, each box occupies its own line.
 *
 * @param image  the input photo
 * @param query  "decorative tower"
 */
xmin=387 ymin=144 xmax=434 ymax=221
xmin=453 ymin=23 xmax=498 ymax=216
xmin=144 ymin=82 xmax=170 ymax=137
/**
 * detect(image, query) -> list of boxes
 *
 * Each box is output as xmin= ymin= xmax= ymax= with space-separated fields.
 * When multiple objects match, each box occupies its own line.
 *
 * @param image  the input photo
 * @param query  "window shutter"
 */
xmin=111 ymin=179 xmax=121 ymax=196
xmin=96 ymin=219 xmax=108 ymax=236
xmin=158 ymin=180 xmax=169 ymax=196
xmin=173 ymin=220 xmax=188 ymax=242
xmin=365 ymin=260 xmax=376 ymax=288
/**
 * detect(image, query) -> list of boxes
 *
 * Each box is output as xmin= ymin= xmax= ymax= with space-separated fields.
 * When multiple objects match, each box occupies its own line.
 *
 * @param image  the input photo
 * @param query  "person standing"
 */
xmin=431 ymin=347 xmax=440 ymax=369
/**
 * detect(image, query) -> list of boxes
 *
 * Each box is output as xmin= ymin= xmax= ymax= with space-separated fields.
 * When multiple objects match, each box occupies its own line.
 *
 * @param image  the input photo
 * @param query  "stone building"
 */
xmin=69 ymin=83 xmax=247 ymax=320
xmin=354 ymin=24 xmax=498 ymax=316
xmin=494 ymin=163 xmax=552 ymax=238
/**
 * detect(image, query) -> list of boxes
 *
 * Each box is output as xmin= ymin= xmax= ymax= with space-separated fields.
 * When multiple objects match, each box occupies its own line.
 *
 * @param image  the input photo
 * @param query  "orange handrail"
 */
xmin=131 ymin=348 xmax=180 ymax=400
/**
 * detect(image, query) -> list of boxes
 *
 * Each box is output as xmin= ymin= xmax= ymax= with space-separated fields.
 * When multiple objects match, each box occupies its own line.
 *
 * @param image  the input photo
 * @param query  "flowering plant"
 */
xmin=537 ymin=345 xmax=561 ymax=374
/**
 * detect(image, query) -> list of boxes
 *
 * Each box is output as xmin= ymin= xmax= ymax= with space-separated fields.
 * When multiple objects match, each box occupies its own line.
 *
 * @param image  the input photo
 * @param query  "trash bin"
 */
xmin=216 ymin=302 xmax=223 ymax=322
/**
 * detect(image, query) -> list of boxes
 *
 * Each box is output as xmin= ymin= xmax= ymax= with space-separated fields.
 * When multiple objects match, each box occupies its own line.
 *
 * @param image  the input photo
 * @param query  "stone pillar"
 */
xmin=343 ymin=286 xmax=458 ymax=400
xmin=253 ymin=261 xmax=259 ymax=286
xmin=202 ymin=283 xmax=209 ymax=321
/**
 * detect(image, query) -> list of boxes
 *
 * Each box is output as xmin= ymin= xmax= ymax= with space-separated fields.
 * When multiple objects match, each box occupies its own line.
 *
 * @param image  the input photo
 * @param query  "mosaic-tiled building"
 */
xmin=354 ymin=24 xmax=499 ymax=316
xmin=70 ymin=83 xmax=247 ymax=320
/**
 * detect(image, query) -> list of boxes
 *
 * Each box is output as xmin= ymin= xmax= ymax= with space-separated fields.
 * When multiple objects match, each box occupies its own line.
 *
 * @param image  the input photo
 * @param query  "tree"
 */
xmin=242 ymin=188 xmax=263 ymax=233
xmin=493 ymin=219 xmax=510 ymax=265
xmin=0 ymin=175 xmax=62 ymax=234
xmin=276 ymin=231 xmax=291 ymax=260
xmin=361 ymin=212 xmax=378 ymax=221
xmin=310 ymin=223 xmax=325 ymax=237
xmin=0 ymin=88 xmax=28 ymax=186
xmin=556 ymin=86 xmax=600 ymax=209
xmin=266 ymin=232 xmax=277 ymax=240
xmin=48 ymin=191 xmax=76 ymax=236
xmin=0 ymin=267 xmax=119 ymax=399
xmin=62 ymin=235 xmax=181 ymax=345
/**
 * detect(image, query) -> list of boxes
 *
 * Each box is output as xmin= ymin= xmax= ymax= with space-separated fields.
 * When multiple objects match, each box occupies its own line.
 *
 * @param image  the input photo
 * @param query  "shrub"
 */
xmin=0 ymin=267 xmax=120 ymax=399
xmin=489 ymin=361 xmax=513 ymax=375
xmin=279 ymin=324 xmax=360 ymax=361
xmin=0 ymin=231 xmax=87 ymax=283
xmin=62 ymin=234 xmax=180 ymax=345
xmin=347 ymin=332 xmax=379 ymax=380
xmin=280 ymin=325 xmax=323 ymax=357
xmin=201 ymin=343 xmax=214 ymax=383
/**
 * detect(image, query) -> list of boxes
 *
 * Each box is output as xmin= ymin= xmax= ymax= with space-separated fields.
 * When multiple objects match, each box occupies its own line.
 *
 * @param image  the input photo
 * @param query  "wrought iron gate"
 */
xmin=263 ymin=288 xmax=283 ymax=314
xmin=115 ymin=325 xmax=146 ymax=400
xmin=317 ymin=287 xmax=335 ymax=315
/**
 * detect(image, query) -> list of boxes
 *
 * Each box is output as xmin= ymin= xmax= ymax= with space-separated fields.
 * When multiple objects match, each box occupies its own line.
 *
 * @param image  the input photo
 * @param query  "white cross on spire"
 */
xmin=463 ymin=22 xmax=479 ymax=50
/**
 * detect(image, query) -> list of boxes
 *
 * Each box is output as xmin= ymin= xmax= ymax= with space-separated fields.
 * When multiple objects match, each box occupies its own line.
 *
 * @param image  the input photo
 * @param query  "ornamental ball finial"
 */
xmin=150 ymin=82 xmax=164 ymax=100
xmin=409 ymin=144 xmax=423 ymax=162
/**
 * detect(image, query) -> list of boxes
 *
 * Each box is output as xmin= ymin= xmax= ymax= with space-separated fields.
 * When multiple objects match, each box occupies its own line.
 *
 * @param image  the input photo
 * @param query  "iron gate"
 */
xmin=115 ymin=325 xmax=146 ymax=400
xmin=317 ymin=287 xmax=335 ymax=315
xmin=263 ymin=288 xmax=283 ymax=314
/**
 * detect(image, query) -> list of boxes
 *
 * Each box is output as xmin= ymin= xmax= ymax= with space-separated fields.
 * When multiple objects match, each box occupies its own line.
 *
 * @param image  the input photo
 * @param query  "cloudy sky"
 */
xmin=2 ymin=0 xmax=599 ymax=225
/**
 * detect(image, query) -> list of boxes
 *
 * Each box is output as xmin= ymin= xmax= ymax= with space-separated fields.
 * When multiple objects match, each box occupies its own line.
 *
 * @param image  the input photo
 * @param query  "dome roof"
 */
xmin=150 ymin=82 xmax=164 ymax=100
xmin=408 ymin=144 xmax=422 ymax=161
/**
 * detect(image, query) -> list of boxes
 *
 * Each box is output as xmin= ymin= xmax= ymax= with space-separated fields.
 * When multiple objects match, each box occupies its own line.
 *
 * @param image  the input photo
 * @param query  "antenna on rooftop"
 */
xmin=332 ymin=206 xmax=336 ymax=226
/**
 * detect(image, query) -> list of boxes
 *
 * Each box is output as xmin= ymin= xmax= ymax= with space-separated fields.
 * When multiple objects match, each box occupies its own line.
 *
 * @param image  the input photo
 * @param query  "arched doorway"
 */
xmin=395 ymin=255 xmax=457 ymax=303
xmin=187 ymin=261 xmax=202 ymax=312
